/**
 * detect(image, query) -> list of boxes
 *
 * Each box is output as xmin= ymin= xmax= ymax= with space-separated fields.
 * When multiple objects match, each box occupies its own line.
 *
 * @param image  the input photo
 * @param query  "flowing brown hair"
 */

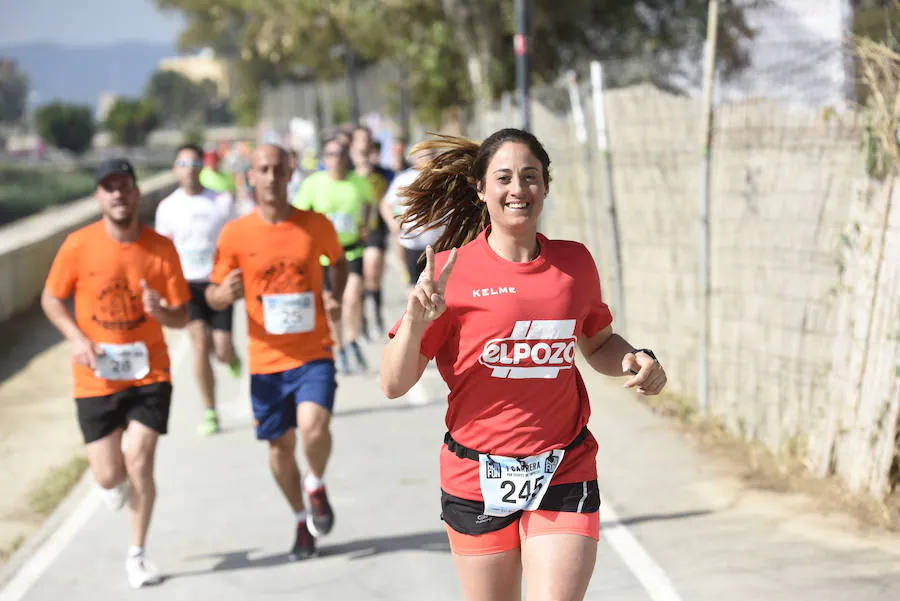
xmin=398 ymin=128 xmax=552 ymax=253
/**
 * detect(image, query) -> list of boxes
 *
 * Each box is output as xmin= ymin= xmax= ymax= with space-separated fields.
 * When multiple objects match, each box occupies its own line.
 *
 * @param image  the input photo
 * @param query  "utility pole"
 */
xmin=515 ymin=0 xmax=531 ymax=131
xmin=398 ymin=65 xmax=411 ymax=142
xmin=698 ymin=0 xmax=720 ymax=417
xmin=346 ymin=48 xmax=361 ymax=124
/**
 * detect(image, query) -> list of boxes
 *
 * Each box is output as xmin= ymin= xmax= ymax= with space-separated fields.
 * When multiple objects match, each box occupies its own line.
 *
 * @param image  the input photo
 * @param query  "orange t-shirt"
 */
xmin=209 ymin=207 xmax=343 ymax=374
xmin=45 ymin=222 xmax=192 ymax=398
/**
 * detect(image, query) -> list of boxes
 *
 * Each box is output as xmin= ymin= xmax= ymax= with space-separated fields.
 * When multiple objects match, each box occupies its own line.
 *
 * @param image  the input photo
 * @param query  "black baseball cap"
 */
xmin=95 ymin=158 xmax=138 ymax=186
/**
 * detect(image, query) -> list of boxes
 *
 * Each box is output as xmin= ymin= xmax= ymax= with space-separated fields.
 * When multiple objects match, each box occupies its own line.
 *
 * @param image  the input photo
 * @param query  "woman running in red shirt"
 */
xmin=380 ymin=128 xmax=668 ymax=601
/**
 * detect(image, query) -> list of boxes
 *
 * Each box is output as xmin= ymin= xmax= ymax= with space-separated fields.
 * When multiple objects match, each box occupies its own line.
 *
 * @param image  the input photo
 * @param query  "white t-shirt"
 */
xmin=383 ymin=168 xmax=444 ymax=250
xmin=155 ymin=187 xmax=235 ymax=282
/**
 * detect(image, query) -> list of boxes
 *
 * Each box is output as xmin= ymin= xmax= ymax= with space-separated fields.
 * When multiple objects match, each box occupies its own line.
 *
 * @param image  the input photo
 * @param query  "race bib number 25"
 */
xmin=478 ymin=449 xmax=564 ymax=517
xmin=262 ymin=292 xmax=315 ymax=335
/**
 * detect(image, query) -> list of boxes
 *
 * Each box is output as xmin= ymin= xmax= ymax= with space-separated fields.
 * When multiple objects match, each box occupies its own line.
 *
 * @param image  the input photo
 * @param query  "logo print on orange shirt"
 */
xmin=92 ymin=277 xmax=146 ymax=331
xmin=255 ymin=259 xmax=308 ymax=302
xmin=479 ymin=319 xmax=577 ymax=379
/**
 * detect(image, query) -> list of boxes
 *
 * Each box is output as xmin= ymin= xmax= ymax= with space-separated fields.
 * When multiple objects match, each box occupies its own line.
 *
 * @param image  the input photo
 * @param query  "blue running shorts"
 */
xmin=250 ymin=359 xmax=337 ymax=440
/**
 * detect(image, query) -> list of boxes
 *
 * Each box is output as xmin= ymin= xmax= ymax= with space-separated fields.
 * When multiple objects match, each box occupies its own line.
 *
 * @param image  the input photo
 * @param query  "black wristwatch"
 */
xmin=628 ymin=348 xmax=657 ymax=375
xmin=634 ymin=348 xmax=657 ymax=361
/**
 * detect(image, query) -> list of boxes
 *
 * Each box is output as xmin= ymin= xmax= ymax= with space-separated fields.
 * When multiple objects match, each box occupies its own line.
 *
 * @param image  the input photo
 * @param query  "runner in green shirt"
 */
xmin=293 ymin=136 xmax=373 ymax=374
xmin=199 ymin=150 xmax=237 ymax=194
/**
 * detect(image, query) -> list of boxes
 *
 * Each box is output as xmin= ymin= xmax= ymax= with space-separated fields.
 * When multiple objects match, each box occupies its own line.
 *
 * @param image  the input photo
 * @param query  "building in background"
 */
xmin=158 ymin=48 xmax=230 ymax=98
xmin=95 ymin=92 xmax=120 ymax=122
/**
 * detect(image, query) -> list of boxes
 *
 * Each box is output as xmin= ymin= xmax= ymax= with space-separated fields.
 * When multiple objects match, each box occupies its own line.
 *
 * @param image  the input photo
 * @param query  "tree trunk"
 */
xmin=440 ymin=0 xmax=495 ymax=134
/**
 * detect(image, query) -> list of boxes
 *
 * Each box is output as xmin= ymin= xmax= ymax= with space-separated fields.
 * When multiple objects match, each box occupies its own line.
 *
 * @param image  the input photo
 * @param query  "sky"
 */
xmin=0 ymin=0 xmax=184 ymax=47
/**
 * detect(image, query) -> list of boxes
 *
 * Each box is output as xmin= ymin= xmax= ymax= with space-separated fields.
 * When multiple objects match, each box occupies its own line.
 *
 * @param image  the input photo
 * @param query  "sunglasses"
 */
xmin=175 ymin=159 xmax=203 ymax=168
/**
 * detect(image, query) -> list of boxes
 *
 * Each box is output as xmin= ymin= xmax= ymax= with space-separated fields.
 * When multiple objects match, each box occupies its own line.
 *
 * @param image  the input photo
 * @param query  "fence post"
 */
xmin=590 ymin=61 xmax=626 ymax=334
xmin=515 ymin=0 xmax=532 ymax=132
xmin=565 ymin=71 xmax=601 ymax=259
xmin=698 ymin=0 xmax=720 ymax=417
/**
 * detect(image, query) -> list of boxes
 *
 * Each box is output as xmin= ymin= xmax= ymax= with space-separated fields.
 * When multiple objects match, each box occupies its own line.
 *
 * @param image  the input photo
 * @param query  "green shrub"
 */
xmin=35 ymin=103 xmax=96 ymax=155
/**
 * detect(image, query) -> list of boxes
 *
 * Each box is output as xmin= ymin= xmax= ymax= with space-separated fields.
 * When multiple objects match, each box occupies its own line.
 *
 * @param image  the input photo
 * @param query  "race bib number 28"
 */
xmin=94 ymin=342 xmax=150 ymax=381
xmin=478 ymin=449 xmax=564 ymax=517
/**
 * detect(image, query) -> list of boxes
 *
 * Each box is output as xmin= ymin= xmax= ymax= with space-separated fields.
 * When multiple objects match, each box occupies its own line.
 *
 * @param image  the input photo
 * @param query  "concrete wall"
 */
xmin=0 ymin=173 xmax=177 ymax=323
xmin=478 ymin=83 xmax=899 ymax=498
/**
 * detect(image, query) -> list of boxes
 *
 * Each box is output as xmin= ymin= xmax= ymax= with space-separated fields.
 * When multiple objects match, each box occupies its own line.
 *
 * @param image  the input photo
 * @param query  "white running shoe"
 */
xmin=99 ymin=481 xmax=129 ymax=511
xmin=126 ymin=552 xmax=162 ymax=589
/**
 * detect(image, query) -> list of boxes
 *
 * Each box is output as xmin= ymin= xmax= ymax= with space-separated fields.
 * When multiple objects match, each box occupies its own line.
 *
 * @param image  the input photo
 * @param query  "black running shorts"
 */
xmin=441 ymin=480 xmax=601 ymax=536
xmin=365 ymin=218 xmax=388 ymax=250
xmin=404 ymin=247 xmax=426 ymax=285
xmin=75 ymin=382 xmax=173 ymax=444
xmin=187 ymin=282 xmax=234 ymax=331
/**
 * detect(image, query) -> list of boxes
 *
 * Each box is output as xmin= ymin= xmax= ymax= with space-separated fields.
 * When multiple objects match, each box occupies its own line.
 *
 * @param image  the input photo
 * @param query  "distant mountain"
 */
xmin=0 ymin=42 xmax=176 ymax=108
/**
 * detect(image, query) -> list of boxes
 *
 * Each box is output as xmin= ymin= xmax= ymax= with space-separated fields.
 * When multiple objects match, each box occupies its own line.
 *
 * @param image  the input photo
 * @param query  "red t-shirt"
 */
xmin=389 ymin=229 xmax=613 ymax=500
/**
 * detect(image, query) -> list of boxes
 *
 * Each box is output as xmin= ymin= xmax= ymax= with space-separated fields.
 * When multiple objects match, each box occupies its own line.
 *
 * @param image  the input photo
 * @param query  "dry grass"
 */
xmin=643 ymin=392 xmax=900 ymax=533
xmin=0 ymin=534 xmax=26 ymax=564
xmin=857 ymin=35 xmax=900 ymax=178
xmin=27 ymin=455 xmax=88 ymax=519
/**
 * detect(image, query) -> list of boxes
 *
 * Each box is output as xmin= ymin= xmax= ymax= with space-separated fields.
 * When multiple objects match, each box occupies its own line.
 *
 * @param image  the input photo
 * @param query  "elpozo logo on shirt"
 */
xmin=479 ymin=319 xmax=577 ymax=379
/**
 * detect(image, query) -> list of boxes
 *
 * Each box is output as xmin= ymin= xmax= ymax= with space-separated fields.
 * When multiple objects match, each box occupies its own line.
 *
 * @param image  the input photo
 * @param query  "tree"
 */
xmin=0 ymin=59 xmax=29 ymax=125
xmin=35 ymin=102 xmax=95 ymax=155
xmin=144 ymin=69 xmax=216 ymax=126
xmin=154 ymin=0 xmax=760 ymax=125
xmin=104 ymin=98 xmax=160 ymax=147
xmin=853 ymin=0 xmax=900 ymax=43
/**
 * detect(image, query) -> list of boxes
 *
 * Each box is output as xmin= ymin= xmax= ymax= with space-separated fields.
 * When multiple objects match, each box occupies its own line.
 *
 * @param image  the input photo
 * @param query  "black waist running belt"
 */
xmin=443 ymin=426 xmax=590 ymax=462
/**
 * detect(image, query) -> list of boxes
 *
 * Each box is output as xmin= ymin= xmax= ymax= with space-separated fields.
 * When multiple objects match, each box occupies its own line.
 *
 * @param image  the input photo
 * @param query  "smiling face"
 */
xmin=478 ymin=141 xmax=548 ymax=234
xmin=97 ymin=174 xmax=140 ymax=227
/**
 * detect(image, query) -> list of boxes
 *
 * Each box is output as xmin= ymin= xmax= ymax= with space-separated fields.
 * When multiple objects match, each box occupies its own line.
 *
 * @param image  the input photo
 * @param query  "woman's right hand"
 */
xmin=406 ymin=246 xmax=457 ymax=325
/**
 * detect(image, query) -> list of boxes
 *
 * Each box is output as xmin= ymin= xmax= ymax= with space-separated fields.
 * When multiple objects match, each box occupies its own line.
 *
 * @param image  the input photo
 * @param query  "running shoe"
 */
xmin=227 ymin=356 xmax=242 ymax=379
xmin=307 ymin=486 xmax=335 ymax=537
xmin=197 ymin=409 xmax=220 ymax=436
xmin=100 ymin=481 xmax=129 ymax=511
xmin=348 ymin=341 xmax=368 ymax=373
xmin=336 ymin=348 xmax=352 ymax=375
xmin=289 ymin=521 xmax=317 ymax=560
xmin=126 ymin=551 xmax=162 ymax=589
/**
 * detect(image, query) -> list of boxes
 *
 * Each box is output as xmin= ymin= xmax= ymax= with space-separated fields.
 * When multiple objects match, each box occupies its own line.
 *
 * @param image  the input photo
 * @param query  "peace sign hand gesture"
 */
xmin=407 ymin=246 xmax=458 ymax=325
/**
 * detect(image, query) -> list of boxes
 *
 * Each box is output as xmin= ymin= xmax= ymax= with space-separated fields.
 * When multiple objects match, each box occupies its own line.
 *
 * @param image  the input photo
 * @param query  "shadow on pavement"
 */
xmin=333 ymin=399 xmax=445 ymax=419
xmin=604 ymin=509 xmax=714 ymax=528
xmin=0 ymin=302 xmax=65 ymax=385
xmin=168 ymin=531 xmax=449 ymax=579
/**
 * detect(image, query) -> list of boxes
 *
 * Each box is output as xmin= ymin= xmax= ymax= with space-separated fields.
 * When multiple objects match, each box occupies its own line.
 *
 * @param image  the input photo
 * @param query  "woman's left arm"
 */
xmin=577 ymin=326 xmax=668 ymax=395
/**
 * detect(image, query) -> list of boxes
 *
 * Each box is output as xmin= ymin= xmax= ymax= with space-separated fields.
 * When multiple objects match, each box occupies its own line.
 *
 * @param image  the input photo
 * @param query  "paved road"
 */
xmin=1 ymin=260 xmax=899 ymax=600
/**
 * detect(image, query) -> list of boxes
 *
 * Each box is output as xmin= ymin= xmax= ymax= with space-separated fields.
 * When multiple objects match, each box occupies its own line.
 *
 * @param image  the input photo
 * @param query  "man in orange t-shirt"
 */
xmin=206 ymin=144 xmax=348 ymax=560
xmin=41 ymin=158 xmax=191 ymax=589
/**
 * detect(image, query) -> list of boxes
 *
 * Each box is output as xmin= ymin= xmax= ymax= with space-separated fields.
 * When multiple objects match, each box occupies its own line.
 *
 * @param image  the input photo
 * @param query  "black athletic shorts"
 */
xmin=404 ymin=247 xmax=426 ymax=284
xmin=187 ymin=282 xmax=233 ymax=331
xmin=366 ymin=218 xmax=388 ymax=250
xmin=441 ymin=480 xmax=601 ymax=535
xmin=75 ymin=382 xmax=173 ymax=444
xmin=323 ymin=243 xmax=364 ymax=291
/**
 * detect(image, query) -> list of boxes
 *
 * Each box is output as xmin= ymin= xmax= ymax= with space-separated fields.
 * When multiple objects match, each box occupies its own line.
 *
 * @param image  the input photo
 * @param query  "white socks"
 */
xmin=304 ymin=474 xmax=324 ymax=492
xmin=295 ymin=475 xmax=325 ymax=523
xmin=127 ymin=546 xmax=144 ymax=558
